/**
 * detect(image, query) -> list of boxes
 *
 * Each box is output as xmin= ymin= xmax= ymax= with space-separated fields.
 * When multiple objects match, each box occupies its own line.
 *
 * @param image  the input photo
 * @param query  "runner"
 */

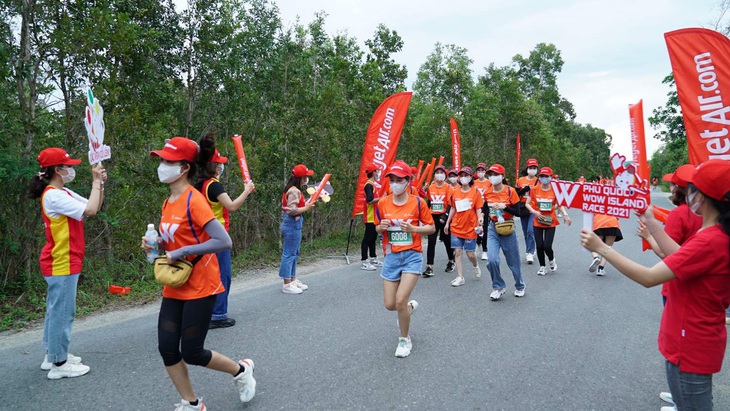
xmin=516 ymin=158 xmax=539 ymax=264
xmin=361 ymin=164 xmax=382 ymax=271
xmin=375 ymin=160 xmax=435 ymax=358
xmin=588 ymin=214 xmax=623 ymax=276
xmin=484 ymin=164 xmax=526 ymax=300
xmin=524 ymin=167 xmax=572 ymax=275
xmin=473 ymin=162 xmax=492 ymax=261
xmin=423 ymin=165 xmax=455 ymax=277
xmin=30 ymin=148 xmax=106 ymax=379
xmin=580 ymin=159 xmax=730 ymax=411
xmin=447 ymin=168 xmax=459 ymax=190
xmin=280 ymin=164 xmax=316 ymax=294
xmin=146 ymin=137 xmax=256 ymax=410
xmin=443 ymin=166 xmax=484 ymax=286
xmin=195 ymin=133 xmax=255 ymax=329
xmin=578 ymin=175 xmax=587 ymax=183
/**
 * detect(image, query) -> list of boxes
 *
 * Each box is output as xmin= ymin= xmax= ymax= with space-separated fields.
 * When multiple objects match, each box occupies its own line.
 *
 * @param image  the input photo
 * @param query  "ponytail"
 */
xmin=28 ymin=167 xmax=55 ymax=199
xmin=197 ymin=131 xmax=218 ymax=184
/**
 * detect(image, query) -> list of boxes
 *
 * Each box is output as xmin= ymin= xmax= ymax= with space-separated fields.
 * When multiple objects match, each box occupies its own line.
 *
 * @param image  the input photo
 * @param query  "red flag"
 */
xmin=665 ymin=28 xmax=730 ymax=163
xmin=351 ymin=92 xmax=413 ymax=218
xmin=515 ymin=133 xmax=521 ymax=182
xmin=450 ymin=118 xmax=461 ymax=170
xmin=629 ymin=101 xmax=650 ymax=184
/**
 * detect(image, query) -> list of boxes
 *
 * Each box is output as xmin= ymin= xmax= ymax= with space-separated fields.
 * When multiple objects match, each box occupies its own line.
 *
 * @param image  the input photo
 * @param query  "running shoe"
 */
xmin=526 ymin=253 xmax=534 ymax=264
xmin=397 ymin=300 xmax=418 ymax=327
xmin=596 ymin=267 xmax=606 ymax=276
xmin=451 ymin=276 xmax=465 ymax=287
xmin=481 ymin=251 xmax=488 ymax=260
xmin=537 ymin=267 xmax=547 ymax=276
xmin=361 ymin=261 xmax=376 ymax=271
xmin=660 ymin=407 xmax=677 ymax=411
xmin=514 ymin=288 xmax=526 ymax=298
xmin=445 ymin=262 xmax=455 ymax=273
xmin=370 ymin=258 xmax=382 ymax=266
xmin=395 ymin=337 xmax=412 ymax=358
xmin=422 ymin=267 xmax=434 ymax=277
xmin=474 ymin=265 xmax=481 ymax=278
xmin=293 ymin=278 xmax=308 ymax=290
xmin=549 ymin=260 xmax=557 ymax=272
xmin=47 ymin=362 xmax=90 ymax=380
xmin=174 ymin=399 xmax=207 ymax=411
xmin=282 ymin=283 xmax=303 ymax=294
xmin=660 ymin=392 xmax=674 ymax=404
xmin=209 ymin=318 xmax=236 ymax=329
xmin=41 ymin=353 xmax=82 ymax=371
xmin=489 ymin=288 xmax=505 ymax=300
xmin=588 ymin=256 xmax=601 ymax=272
xmin=234 ymin=359 xmax=256 ymax=402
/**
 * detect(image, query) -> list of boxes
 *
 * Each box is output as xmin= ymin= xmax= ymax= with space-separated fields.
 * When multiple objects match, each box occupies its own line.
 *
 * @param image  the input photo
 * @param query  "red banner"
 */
xmin=350 ymin=92 xmax=413 ymax=218
xmin=665 ymin=28 xmax=730 ymax=163
xmin=551 ymin=180 xmax=649 ymax=219
xmin=450 ymin=118 xmax=461 ymax=170
xmin=629 ymin=101 xmax=651 ymax=182
xmin=515 ymin=133 xmax=521 ymax=182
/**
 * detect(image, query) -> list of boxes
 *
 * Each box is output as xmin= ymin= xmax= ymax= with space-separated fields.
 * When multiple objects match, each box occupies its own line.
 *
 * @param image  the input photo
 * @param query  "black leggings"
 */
xmin=158 ymin=295 xmax=216 ymax=367
xmin=361 ymin=222 xmax=377 ymax=261
xmin=476 ymin=204 xmax=488 ymax=251
xmin=426 ymin=213 xmax=454 ymax=265
xmin=534 ymin=226 xmax=556 ymax=266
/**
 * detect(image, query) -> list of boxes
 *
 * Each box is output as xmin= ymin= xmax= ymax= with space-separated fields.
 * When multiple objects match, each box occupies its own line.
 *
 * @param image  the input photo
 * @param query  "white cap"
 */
xmin=147 ymin=224 xmax=155 ymax=230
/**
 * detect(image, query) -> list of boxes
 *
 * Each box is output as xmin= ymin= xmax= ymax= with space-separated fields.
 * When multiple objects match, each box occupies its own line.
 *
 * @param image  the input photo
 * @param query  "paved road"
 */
xmin=2 ymin=192 xmax=730 ymax=410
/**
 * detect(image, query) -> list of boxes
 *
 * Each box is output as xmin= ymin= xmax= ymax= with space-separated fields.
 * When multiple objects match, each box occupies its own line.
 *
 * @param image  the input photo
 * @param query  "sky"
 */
xmin=178 ymin=0 xmax=724 ymax=159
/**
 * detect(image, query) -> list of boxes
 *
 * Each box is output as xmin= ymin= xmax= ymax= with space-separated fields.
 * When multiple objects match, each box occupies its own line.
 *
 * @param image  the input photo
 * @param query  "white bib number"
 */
xmin=538 ymin=199 xmax=552 ymax=211
xmin=455 ymin=198 xmax=471 ymax=213
xmin=431 ymin=201 xmax=444 ymax=212
xmin=387 ymin=228 xmax=413 ymax=246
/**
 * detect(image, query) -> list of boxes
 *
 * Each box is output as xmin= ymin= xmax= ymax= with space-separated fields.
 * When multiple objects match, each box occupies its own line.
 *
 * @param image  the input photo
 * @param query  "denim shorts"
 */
xmin=381 ymin=250 xmax=423 ymax=282
xmin=451 ymin=235 xmax=477 ymax=252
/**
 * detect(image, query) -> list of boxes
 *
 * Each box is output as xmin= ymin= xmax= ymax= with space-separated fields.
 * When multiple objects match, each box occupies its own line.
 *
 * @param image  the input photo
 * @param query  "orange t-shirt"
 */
xmin=484 ymin=185 xmax=520 ymax=221
xmin=528 ymin=185 xmax=560 ymax=228
xmin=517 ymin=176 xmax=539 ymax=203
xmin=376 ymin=194 xmax=434 ymax=254
xmin=426 ymin=182 xmax=452 ymax=215
xmin=449 ymin=187 xmax=484 ymax=239
xmin=593 ymin=214 xmax=620 ymax=230
xmin=159 ymin=186 xmax=224 ymax=300
xmin=472 ymin=179 xmax=492 ymax=199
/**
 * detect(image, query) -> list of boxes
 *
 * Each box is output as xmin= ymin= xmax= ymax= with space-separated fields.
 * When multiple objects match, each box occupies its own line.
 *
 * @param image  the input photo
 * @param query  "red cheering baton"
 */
xmin=306 ymin=174 xmax=332 ymax=204
xmin=231 ymin=135 xmax=254 ymax=191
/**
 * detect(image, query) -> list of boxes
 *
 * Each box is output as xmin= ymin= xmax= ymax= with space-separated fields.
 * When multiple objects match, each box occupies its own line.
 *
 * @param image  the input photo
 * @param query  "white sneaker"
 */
xmin=474 ymin=265 xmax=481 ymax=278
xmin=537 ymin=266 xmax=546 ymax=276
xmin=47 ymin=361 xmax=90 ymax=380
xmin=596 ymin=267 xmax=606 ymax=276
xmin=490 ymin=288 xmax=505 ymax=300
xmin=41 ymin=353 xmax=82 ymax=371
xmin=361 ymin=261 xmax=376 ymax=271
xmin=174 ymin=399 xmax=207 ymax=411
xmin=514 ymin=288 xmax=526 ymax=297
xmin=282 ymin=283 xmax=303 ymax=294
xmin=293 ymin=278 xmax=308 ymax=290
xmin=549 ymin=260 xmax=557 ymax=272
xmin=481 ymin=251 xmax=488 ymax=260
xmin=660 ymin=392 xmax=674 ymax=404
xmin=660 ymin=407 xmax=677 ymax=411
xmin=588 ymin=256 xmax=601 ymax=272
xmin=397 ymin=300 xmax=419 ymax=327
xmin=451 ymin=276 xmax=465 ymax=287
xmin=234 ymin=359 xmax=256 ymax=402
xmin=526 ymin=253 xmax=534 ymax=264
xmin=370 ymin=258 xmax=382 ymax=266
xmin=394 ymin=336 xmax=412 ymax=358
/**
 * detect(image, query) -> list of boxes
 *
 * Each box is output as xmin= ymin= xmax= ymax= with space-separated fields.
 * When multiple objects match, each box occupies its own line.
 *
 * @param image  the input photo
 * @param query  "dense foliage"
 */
xmin=1 ymin=0 xmax=611 ymax=328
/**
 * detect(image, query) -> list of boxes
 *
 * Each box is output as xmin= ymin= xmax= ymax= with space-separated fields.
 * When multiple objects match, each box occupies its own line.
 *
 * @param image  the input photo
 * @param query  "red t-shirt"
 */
xmin=449 ymin=187 xmax=484 ymax=239
xmin=375 ymin=194 xmax=434 ymax=254
xmin=528 ymin=185 xmax=560 ymax=228
xmin=661 ymin=225 xmax=730 ymax=373
xmin=661 ymin=203 xmax=703 ymax=297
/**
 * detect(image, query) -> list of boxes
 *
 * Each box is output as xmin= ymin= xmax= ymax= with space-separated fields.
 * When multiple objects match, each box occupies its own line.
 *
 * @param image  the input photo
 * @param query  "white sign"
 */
xmin=85 ymin=88 xmax=111 ymax=164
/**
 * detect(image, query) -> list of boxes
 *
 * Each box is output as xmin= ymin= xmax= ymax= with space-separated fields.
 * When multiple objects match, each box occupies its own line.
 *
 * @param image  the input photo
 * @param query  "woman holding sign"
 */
xmin=195 ymin=133 xmax=255 ymax=329
xmin=280 ymin=164 xmax=316 ymax=294
xmin=375 ymin=160 xmax=434 ymax=358
xmin=524 ymin=167 xmax=572 ymax=276
xmin=30 ymin=148 xmax=106 ymax=380
xmin=580 ymin=159 xmax=730 ymax=411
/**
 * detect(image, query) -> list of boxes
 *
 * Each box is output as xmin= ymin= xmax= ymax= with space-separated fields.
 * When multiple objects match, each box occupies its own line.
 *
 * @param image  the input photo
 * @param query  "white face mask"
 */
xmin=489 ymin=175 xmax=503 ymax=185
xmin=688 ymin=190 xmax=703 ymax=215
xmin=391 ymin=181 xmax=408 ymax=195
xmin=434 ymin=173 xmax=446 ymax=182
xmin=459 ymin=176 xmax=472 ymax=185
xmin=476 ymin=171 xmax=486 ymax=179
xmin=158 ymin=163 xmax=184 ymax=183
xmin=374 ymin=170 xmax=381 ymax=181
xmin=448 ymin=176 xmax=458 ymax=184
xmin=539 ymin=176 xmax=551 ymax=185
xmin=527 ymin=168 xmax=538 ymax=176
xmin=217 ymin=164 xmax=225 ymax=177
xmin=60 ymin=167 xmax=76 ymax=183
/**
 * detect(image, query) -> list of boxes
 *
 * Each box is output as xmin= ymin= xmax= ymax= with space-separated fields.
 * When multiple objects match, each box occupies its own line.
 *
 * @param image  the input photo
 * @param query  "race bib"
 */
xmin=431 ymin=201 xmax=444 ymax=212
xmin=455 ymin=198 xmax=472 ymax=213
xmin=387 ymin=228 xmax=413 ymax=246
xmin=537 ymin=199 xmax=552 ymax=211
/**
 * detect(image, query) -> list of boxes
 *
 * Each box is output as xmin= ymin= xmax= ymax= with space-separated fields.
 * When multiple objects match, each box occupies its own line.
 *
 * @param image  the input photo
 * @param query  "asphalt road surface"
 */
xmin=2 ymin=191 xmax=729 ymax=411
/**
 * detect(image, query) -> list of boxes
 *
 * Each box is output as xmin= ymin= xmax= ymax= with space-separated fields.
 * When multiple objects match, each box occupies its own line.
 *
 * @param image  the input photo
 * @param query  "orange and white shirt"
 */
xmin=376 ymin=194 xmax=434 ymax=254
xmin=484 ymin=185 xmax=520 ymax=221
xmin=40 ymin=186 xmax=87 ymax=276
xmin=527 ymin=185 xmax=560 ymax=228
xmin=449 ymin=187 xmax=484 ymax=239
xmin=159 ymin=186 xmax=224 ymax=300
xmin=472 ymin=178 xmax=492 ymax=199
xmin=593 ymin=214 xmax=620 ymax=230
xmin=517 ymin=176 xmax=539 ymax=203
xmin=426 ymin=182 xmax=452 ymax=216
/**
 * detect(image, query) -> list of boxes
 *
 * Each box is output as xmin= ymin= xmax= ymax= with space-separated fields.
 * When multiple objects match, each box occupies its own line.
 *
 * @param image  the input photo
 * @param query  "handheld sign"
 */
xmin=231 ymin=135 xmax=254 ymax=190
xmin=85 ymin=88 xmax=111 ymax=165
xmin=306 ymin=174 xmax=332 ymax=204
xmin=306 ymin=181 xmax=334 ymax=203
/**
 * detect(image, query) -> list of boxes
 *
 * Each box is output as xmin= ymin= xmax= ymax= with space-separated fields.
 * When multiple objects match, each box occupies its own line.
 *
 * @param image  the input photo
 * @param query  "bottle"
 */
xmin=145 ymin=224 xmax=159 ymax=264
xmin=475 ymin=226 xmax=484 ymax=237
xmin=496 ymin=209 xmax=505 ymax=223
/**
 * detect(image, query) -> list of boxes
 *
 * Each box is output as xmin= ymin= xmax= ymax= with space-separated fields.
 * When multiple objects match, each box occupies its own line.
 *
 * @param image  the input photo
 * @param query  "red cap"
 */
xmin=448 ymin=169 xmax=458 ymax=176
xmin=663 ymin=164 xmax=695 ymax=188
xmin=364 ymin=163 xmax=378 ymax=174
xmin=37 ymin=148 xmax=82 ymax=168
xmin=488 ymin=164 xmax=505 ymax=175
xmin=410 ymin=166 xmax=418 ymax=175
xmin=386 ymin=160 xmax=412 ymax=178
xmin=459 ymin=166 xmax=474 ymax=176
xmin=475 ymin=162 xmax=488 ymax=171
xmin=434 ymin=165 xmax=448 ymax=173
xmin=527 ymin=158 xmax=538 ymax=167
xmin=151 ymin=137 xmax=199 ymax=162
xmin=538 ymin=167 xmax=553 ymax=176
xmin=553 ymin=174 xmax=559 ymax=179
xmin=210 ymin=149 xmax=228 ymax=164
xmin=689 ymin=160 xmax=730 ymax=201
xmin=292 ymin=164 xmax=315 ymax=178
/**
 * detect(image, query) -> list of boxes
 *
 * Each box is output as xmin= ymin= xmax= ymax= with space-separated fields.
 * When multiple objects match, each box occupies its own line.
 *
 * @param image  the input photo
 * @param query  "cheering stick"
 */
xmin=436 ymin=156 xmax=444 ymax=168
xmin=417 ymin=163 xmax=432 ymax=188
xmin=641 ymin=205 xmax=670 ymax=251
xmin=306 ymin=174 xmax=332 ymax=204
xmin=415 ymin=159 xmax=424 ymax=181
xmin=231 ymin=135 xmax=254 ymax=191
xmin=424 ymin=157 xmax=436 ymax=185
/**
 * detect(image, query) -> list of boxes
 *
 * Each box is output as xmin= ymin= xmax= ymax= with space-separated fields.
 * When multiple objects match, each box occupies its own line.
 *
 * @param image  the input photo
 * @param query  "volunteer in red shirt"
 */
xmin=280 ymin=164 xmax=316 ymax=294
xmin=361 ymin=164 xmax=382 ymax=271
xmin=444 ymin=166 xmax=484 ymax=287
xmin=376 ymin=160 xmax=435 ymax=358
xmin=423 ymin=165 xmax=455 ymax=277
xmin=484 ymin=164 xmax=525 ymax=300
xmin=580 ymin=159 xmax=730 ymax=411
xmin=516 ymin=158 xmax=539 ymax=264
xmin=473 ymin=162 xmax=492 ymax=261
xmin=524 ymin=167 xmax=572 ymax=276
xmin=30 ymin=148 xmax=105 ymax=380
xmin=144 ymin=137 xmax=256 ymax=409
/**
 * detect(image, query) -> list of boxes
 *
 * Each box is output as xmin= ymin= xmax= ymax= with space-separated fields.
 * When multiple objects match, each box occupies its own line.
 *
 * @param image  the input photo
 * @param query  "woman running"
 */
xmin=473 ymin=162 xmax=491 ymax=261
xmin=516 ymin=158 xmax=539 ymax=264
xmin=524 ymin=167 xmax=572 ymax=275
xmin=376 ymin=160 xmax=434 ymax=358
xmin=361 ymin=164 xmax=382 ymax=271
xmin=580 ymin=159 xmax=730 ymax=411
xmin=145 ymin=137 xmax=256 ymax=410
xmin=280 ymin=164 xmax=316 ymax=294
xmin=447 ymin=168 xmax=459 ymax=190
xmin=444 ymin=167 xmax=484 ymax=286
xmin=31 ymin=148 xmax=106 ymax=379
xmin=423 ymin=165 xmax=455 ymax=276
xmin=589 ymin=214 xmax=623 ymax=276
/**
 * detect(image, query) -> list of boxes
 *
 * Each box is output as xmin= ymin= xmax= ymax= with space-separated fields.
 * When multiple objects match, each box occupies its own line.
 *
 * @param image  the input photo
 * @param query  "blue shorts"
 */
xmin=381 ymin=250 xmax=423 ymax=282
xmin=451 ymin=235 xmax=477 ymax=252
